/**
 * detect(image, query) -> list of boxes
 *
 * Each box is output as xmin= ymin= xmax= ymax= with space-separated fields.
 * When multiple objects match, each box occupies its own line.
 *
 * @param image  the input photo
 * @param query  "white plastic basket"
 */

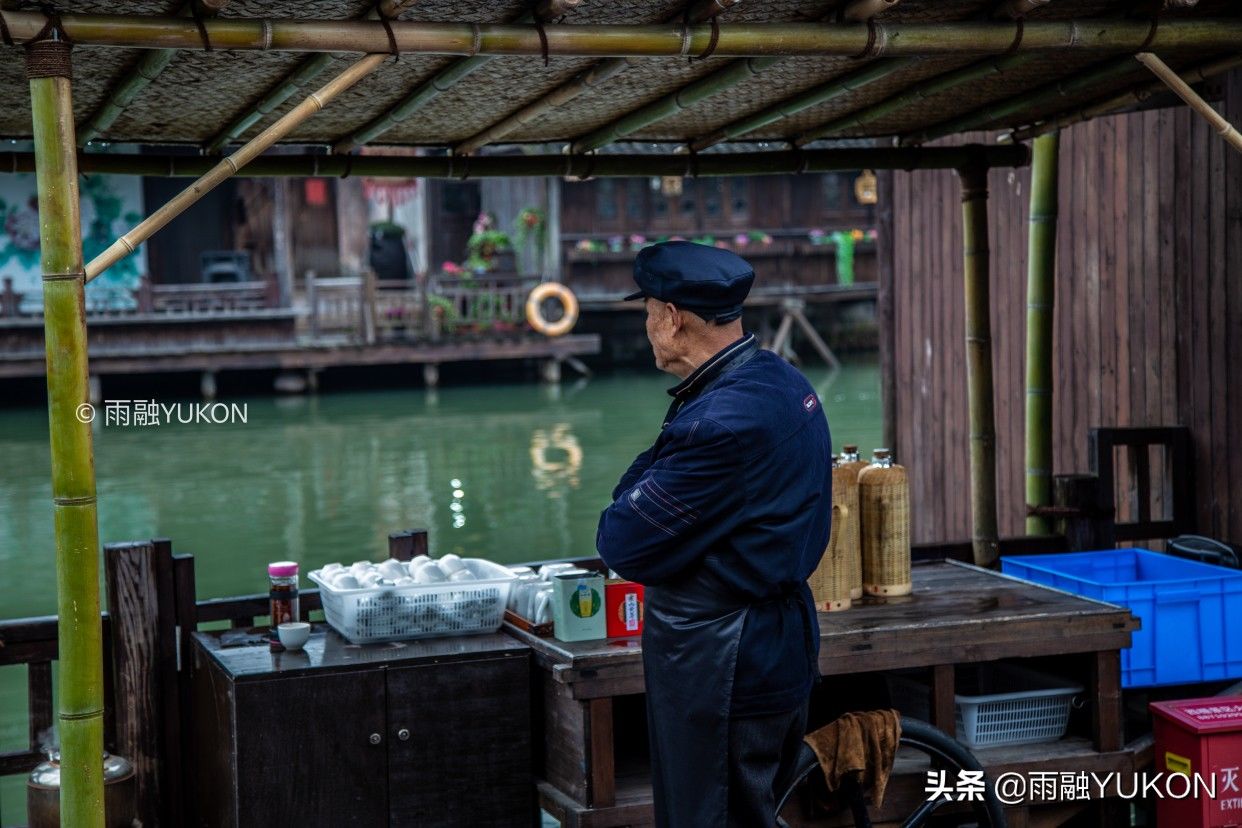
xmin=886 ymin=663 xmax=1082 ymax=748
xmin=309 ymin=558 xmax=515 ymax=644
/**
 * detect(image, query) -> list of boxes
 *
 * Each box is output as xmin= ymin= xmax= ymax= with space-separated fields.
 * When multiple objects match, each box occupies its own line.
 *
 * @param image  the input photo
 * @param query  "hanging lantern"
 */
xmin=854 ymin=169 xmax=878 ymax=205
xmin=660 ymin=176 xmax=684 ymax=197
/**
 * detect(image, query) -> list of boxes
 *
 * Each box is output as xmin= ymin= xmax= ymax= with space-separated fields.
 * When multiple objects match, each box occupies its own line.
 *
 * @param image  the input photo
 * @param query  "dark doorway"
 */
xmin=427 ymin=179 xmax=481 ymax=270
xmin=143 ymin=178 xmax=237 ymax=284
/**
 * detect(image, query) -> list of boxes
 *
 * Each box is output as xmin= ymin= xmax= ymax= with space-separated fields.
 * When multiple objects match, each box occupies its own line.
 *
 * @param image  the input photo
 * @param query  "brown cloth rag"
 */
xmin=802 ymin=709 xmax=902 ymax=808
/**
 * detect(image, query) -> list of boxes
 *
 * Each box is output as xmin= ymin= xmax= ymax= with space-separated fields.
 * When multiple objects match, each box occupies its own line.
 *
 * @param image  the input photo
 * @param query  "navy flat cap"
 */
xmin=626 ymin=241 xmax=755 ymax=323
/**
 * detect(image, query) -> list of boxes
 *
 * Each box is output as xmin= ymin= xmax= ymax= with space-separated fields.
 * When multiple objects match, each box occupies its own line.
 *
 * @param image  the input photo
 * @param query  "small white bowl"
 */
xmin=277 ymin=622 xmax=311 ymax=651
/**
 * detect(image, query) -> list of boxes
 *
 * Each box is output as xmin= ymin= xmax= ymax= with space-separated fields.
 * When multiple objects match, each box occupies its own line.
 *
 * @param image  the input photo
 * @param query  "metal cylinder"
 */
xmin=27 ymin=751 xmax=137 ymax=828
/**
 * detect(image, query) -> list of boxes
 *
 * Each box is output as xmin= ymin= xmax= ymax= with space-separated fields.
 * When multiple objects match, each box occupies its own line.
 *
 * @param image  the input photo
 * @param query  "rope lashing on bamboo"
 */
xmin=25 ymin=37 xmax=71 ymax=78
xmin=849 ymin=18 xmax=885 ymax=60
xmin=191 ymin=1 xmax=213 ymax=51
xmin=688 ymin=12 xmax=720 ymax=62
xmin=1136 ymin=51 xmax=1242 ymax=153
xmin=374 ymin=1 xmax=399 ymax=60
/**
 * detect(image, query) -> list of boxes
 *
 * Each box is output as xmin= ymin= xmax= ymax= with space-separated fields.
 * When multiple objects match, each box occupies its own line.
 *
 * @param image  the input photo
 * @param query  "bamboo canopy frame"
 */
xmin=0 ymin=145 xmax=1030 ymax=181
xmin=904 ymin=55 xmax=1144 ymax=145
xmin=452 ymin=0 xmax=743 ymax=156
xmin=8 ymin=0 xmax=1242 ymax=819
xmin=203 ymin=0 xmax=419 ymax=154
xmin=1004 ymin=54 xmax=1242 ymax=143
xmin=1024 ymin=132 xmax=1059 ymax=535
xmin=1136 ymin=51 xmax=1242 ymax=153
xmin=1 ymin=13 xmax=1240 ymax=57
xmin=86 ymin=53 xmax=387 ymax=281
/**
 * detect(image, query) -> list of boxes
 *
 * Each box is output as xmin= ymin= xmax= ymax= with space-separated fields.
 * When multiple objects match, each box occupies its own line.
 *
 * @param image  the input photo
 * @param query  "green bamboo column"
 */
xmin=1024 ymin=132 xmax=1059 ymax=535
xmin=960 ymin=164 xmax=999 ymax=567
xmin=28 ymin=40 xmax=106 ymax=828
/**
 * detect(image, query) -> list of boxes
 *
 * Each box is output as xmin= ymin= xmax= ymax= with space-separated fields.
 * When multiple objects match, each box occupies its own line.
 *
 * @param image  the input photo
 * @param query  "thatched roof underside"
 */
xmin=0 ymin=0 xmax=1236 ymax=153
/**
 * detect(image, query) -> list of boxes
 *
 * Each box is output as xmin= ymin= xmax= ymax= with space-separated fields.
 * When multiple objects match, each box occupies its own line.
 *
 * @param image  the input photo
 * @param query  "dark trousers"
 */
xmin=726 ymin=704 xmax=809 ymax=828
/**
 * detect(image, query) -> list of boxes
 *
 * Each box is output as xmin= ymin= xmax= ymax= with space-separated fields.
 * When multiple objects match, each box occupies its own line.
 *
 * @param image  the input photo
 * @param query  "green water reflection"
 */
xmin=0 ymin=360 xmax=880 ymax=823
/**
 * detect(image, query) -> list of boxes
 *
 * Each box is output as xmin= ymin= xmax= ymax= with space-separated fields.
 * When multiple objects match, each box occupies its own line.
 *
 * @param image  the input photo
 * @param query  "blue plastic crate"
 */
xmin=1002 ymin=548 xmax=1242 ymax=688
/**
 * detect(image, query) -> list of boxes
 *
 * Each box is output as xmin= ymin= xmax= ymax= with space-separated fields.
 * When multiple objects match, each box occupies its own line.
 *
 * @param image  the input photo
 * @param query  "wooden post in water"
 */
xmin=960 ymin=165 xmax=999 ymax=567
xmin=1024 ymin=132 xmax=1059 ymax=535
xmin=28 ymin=37 xmax=106 ymax=828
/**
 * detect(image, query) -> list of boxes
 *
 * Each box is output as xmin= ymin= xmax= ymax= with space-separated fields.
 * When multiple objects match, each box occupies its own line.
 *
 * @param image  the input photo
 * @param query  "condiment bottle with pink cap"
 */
xmin=268 ymin=561 xmax=300 ymax=652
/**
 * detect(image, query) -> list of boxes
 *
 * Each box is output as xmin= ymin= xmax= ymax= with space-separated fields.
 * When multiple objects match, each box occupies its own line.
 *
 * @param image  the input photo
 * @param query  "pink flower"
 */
xmin=714 ymin=241 xmax=729 ymax=249
xmin=734 ymin=233 xmax=749 ymax=247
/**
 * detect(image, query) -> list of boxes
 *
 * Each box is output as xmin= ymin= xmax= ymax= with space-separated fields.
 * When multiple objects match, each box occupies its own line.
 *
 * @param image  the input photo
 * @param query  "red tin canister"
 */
xmin=605 ymin=580 xmax=644 ymax=638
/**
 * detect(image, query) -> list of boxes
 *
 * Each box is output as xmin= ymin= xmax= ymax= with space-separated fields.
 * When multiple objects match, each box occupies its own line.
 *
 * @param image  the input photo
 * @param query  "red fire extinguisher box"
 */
xmin=1151 ymin=697 xmax=1242 ymax=827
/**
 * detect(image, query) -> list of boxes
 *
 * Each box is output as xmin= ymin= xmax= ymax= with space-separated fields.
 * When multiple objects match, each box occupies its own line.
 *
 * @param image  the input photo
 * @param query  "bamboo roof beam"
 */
xmin=1003 ymin=53 xmax=1242 ymax=143
xmin=688 ymin=57 xmax=918 ymax=151
xmin=0 ymin=14 xmax=1239 ymax=58
xmin=1136 ymin=51 xmax=1242 ymax=153
xmin=0 ymin=144 xmax=1031 ymax=180
xmin=793 ymin=53 xmax=1036 ymax=146
xmin=902 ymin=54 xmax=1141 ymax=145
xmin=86 ymin=54 xmax=387 ymax=282
xmin=333 ymin=0 xmax=583 ymax=154
xmin=78 ymin=1 xmax=234 ymax=147
xmin=203 ymin=0 xmax=419 ymax=155
xmin=452 ymin=0 xmax=742 ymax=156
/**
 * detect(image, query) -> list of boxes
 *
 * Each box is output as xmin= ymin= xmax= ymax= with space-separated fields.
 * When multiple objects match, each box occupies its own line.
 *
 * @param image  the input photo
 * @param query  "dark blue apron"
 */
xmin=643 ymin=567 xmax=815 ymax=827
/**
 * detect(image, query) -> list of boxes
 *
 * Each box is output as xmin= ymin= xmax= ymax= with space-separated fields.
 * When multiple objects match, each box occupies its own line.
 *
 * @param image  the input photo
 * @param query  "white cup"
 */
xmin=277 ymin=622 xmax=311 ymax=651
xmin=533 ymin=589 xmax=553 ymax=624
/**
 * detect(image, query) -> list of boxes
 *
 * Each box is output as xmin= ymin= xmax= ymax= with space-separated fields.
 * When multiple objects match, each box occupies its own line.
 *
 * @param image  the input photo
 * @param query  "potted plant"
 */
xmin=465 ymin=212 xmax=513 ymax=273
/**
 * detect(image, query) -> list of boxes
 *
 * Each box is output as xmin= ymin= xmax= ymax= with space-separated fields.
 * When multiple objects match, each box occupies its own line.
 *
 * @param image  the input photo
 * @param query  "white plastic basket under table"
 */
xmin=309 ymin=559 xmax=515 ymax=644
xmin=887 ymin=663 xmax=1082 ymax=749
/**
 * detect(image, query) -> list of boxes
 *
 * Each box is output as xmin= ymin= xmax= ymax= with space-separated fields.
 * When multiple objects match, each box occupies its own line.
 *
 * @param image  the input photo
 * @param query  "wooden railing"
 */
xmin=1 ymin=274 xmax=282 ymax=320
xmin=305 ymin=271 xmax=540 ymax=343
xmin=426 ymin=273 xmax=539 ymax=335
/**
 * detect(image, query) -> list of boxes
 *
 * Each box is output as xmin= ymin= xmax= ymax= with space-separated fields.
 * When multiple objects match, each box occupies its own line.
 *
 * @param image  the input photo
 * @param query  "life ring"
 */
xmin=526 ymin=282 xmax=579 ymax=337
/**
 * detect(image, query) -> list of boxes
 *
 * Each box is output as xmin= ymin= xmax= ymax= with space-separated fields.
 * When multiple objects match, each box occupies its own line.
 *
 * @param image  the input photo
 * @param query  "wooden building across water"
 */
xmin=2 ymin=0 xmax=1242 ymax=825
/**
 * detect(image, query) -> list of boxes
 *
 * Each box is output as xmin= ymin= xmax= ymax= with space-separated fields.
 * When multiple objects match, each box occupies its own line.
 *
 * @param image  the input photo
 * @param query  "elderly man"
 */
xmin=597 ymin=241 xmax=832 ymax=828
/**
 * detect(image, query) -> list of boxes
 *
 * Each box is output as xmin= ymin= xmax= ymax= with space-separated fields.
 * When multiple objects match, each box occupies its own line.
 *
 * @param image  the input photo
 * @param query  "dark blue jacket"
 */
xmin=597 ymin=334 xmax=832 ymax=715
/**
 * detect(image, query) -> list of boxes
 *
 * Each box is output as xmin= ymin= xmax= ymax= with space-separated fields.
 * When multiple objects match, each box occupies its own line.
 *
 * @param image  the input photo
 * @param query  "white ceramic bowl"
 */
xmin=277 ymin=622 xmax=311 ymax=651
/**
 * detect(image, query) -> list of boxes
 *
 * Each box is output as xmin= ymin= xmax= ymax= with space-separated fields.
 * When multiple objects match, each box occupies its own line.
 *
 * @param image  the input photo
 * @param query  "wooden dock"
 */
xmin=0 ymin=327 xmax=601 ymax=380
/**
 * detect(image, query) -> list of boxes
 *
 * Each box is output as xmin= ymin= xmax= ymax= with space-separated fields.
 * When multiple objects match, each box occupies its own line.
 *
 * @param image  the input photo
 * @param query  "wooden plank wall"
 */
xmin=884 ymin=70 xmax=1242 ymax=546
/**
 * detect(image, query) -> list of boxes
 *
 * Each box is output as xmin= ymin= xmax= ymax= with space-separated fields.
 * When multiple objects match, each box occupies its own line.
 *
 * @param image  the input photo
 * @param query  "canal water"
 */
xmin=0 ymin=359 xmax=880 ymax=823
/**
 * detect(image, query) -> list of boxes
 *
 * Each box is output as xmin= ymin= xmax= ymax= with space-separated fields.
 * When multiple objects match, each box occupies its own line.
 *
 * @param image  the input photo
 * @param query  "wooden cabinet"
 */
xmin=190 ymin=627 xmax=534 ymax=827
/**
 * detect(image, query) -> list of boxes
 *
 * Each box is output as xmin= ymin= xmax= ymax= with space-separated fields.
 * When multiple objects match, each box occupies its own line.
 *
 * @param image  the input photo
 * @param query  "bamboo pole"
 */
xmin=77 ymin=1 xmax=234 ymax=147
xmin=904 ymin=55 xmax=1141 ymax=145
xmin=1004 ymin=54 xmax=1242 ymax=143
xmin=794 ymin=54 xmax=1037 ymax=146
xmin=86 ymin=54 xmax=386 ymax=282
xmin=29 ymin=43 xmax=106 ymax=828
xmin=1024 ymin=132 xmax=1058 ymax=535
xmin=1136 ymin=52 xmax=1242 ymax=153
xmin=960 ymin=164 xmax=999 ymax=568
xmin=0 ymin=13 xmax=1240 ymax=57
xmin=203 ymin=0 xmax=418 ymax=154
xmin=1 ymin=144 xmax=1029 ymax=181
xmin=689 ymin=58 xmax=918 ymax=151
xmin=453 ymin=0 xmax=742 ymax=156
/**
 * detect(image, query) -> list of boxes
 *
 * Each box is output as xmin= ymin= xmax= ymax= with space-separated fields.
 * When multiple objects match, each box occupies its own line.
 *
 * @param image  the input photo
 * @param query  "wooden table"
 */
xmin=507 ymin=560 xmax=1141 ymax=828
xmin=189 ymin=625 xmax=535 ymax=827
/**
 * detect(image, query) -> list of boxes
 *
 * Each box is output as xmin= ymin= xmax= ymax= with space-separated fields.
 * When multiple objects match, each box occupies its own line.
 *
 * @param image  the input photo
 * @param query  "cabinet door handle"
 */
xmin=369 ymin=733 xmax=382 ymax=745
xmin=397 ymin=728 xmax=410 ymax=741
